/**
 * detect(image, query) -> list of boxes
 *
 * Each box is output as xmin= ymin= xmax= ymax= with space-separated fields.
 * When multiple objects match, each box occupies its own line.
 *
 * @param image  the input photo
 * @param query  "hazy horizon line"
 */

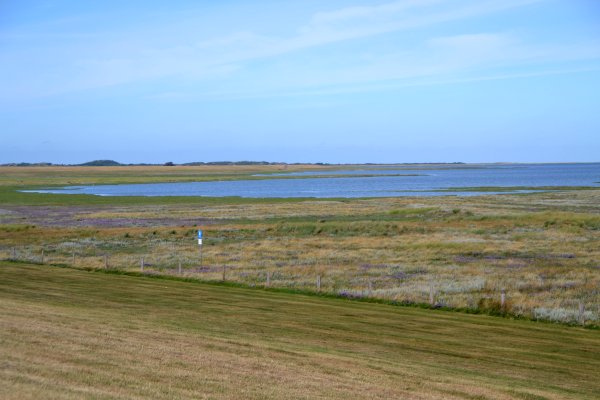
xmin=2 ymin=160 xmax=599 ymax=166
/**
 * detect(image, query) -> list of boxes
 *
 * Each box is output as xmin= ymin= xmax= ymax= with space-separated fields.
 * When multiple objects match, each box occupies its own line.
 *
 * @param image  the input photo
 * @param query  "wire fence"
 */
xmin=1 ymin=244 xmax=597 ymax=327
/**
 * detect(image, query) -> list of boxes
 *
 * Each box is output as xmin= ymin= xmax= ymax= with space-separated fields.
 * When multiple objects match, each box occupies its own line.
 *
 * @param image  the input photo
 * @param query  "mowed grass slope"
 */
xmin=1 ymin=263 xmax=599 ymax=399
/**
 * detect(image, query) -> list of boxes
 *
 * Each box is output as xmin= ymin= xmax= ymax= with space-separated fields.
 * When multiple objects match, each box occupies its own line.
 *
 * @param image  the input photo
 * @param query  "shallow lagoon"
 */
xmin=25 ymin=163 xmax=600 ymax=198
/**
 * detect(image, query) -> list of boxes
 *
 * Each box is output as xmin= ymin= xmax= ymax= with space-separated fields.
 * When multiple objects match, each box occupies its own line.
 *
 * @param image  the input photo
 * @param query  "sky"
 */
xmin=1 ymin=0 xmax=599 ymax=164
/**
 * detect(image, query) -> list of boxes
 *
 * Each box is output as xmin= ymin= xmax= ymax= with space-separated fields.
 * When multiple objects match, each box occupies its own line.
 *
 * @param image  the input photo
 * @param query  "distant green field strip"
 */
xmin=0 ymin=186 xmax=324 ymax=206
xmin=0 ymin=168 xmax=420 ymax=187
xmin=434 ymin=186 xmax=600 ymax=192
xmin=1 ymin=262 xmax=599 ymax=399
xmin=253 ymin=173 xmax=425 ymax=179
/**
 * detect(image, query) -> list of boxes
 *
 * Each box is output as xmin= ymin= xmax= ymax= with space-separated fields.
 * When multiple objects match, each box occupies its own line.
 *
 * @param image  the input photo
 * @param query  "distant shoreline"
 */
xmin=1 ymin=160 xmax=599 ymax=167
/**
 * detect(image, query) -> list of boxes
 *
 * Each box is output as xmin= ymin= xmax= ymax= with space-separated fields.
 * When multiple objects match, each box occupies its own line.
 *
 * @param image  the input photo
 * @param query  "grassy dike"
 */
xmin=1 ymin=262 xmax=599 ymax=399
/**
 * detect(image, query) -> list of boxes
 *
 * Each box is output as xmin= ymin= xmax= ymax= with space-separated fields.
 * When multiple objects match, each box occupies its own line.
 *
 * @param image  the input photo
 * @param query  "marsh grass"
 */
xmin=2 ymin=221 xmax=598 ymax=325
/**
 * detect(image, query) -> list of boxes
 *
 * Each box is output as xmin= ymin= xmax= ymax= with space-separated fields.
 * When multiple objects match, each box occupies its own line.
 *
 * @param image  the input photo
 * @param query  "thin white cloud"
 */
xmin=179 ymin=66 xmax=600 ymax=102
xmin=307 ymin=0 xmax=443 ymax=27
xmin=3 ymin=0 xmax=596 ymax=104
xmin=295 ymin=0 xmax=543 ymax=48
xmin=429 ymin=32 xmax=514 ymax=50
xmin=167 ymin=31 xmax=599 ymax=102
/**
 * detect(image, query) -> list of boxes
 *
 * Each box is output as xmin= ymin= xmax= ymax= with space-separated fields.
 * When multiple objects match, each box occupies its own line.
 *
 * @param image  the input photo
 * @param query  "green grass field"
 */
xmin=1 ymin=262 xmax=599 ymax=399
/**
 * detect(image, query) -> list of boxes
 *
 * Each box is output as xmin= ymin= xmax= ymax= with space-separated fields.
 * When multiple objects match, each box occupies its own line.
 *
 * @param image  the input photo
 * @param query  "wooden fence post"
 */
xmin=178 ymin=261 xmax=182 ymax=275
xmin=368 ymin=279 xmax=373 ymax=295
xmin=266 ymin=271 xmax=271 ymax=287
xmin=140 ymin=257 xmax=144 ymax=272
xmin=317 ymin=275 xmax=321 ymax=292
xmin=222 ymin=265 xmax=226 ymax=281
xmin=501 ymin=289 xmax=506 ymax=311
xmin=41 ymin=249 xmax=44 ymax=264
xmin=429 ymin=284 xmax=435 ymax=306
xmin=104 ymin=254 xmax=108 ymax=269
xmin=12 ymin=247 xmax=16 ymax=259
xmin=579 ymin=302 xmax=585 ymax=326
xmin=72 ymin=251 xmax=75 ymax=265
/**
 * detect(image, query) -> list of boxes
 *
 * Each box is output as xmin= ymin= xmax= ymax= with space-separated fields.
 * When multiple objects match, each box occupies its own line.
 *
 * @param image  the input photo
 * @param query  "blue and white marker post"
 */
xmin=197 ymin=230 xmax=203 ymax=266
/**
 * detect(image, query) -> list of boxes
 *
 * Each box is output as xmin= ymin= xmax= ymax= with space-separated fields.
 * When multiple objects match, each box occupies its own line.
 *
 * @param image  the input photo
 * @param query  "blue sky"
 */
xmin=1 ymin=0 xmax=599 ymax=164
